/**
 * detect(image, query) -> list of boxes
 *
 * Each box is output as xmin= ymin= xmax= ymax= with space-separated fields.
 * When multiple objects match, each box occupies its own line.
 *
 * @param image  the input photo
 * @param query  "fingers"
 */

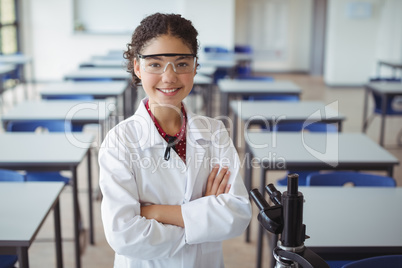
xmin=206 ymin=165 xmax=220 ymax=195
xmin=205 ymin=165 xmax=231 ymax=197
xmin=216 ymin=170 xmax=230 ymax=196
xmin=225 ymin=183 xmax=231 ymax=194
xmin=209 ymin=166 xmax=228 ymax=195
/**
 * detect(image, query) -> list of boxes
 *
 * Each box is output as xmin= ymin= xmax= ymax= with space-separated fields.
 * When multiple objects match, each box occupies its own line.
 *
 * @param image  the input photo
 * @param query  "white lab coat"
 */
xmin=99 ymin=98 xmax=251 ymax=268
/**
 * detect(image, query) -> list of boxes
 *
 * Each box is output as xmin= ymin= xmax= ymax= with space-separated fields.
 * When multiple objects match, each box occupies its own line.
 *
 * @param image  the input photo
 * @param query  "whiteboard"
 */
xmin=74 ymin=0 xmax=183 ymax=33
xmin=73 ymin=0 xmax=235 ymax=50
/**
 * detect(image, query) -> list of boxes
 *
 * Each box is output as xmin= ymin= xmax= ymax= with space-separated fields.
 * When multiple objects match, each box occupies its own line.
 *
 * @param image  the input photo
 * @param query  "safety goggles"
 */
xmin=138 ymin=53 xmax=197 ymax=74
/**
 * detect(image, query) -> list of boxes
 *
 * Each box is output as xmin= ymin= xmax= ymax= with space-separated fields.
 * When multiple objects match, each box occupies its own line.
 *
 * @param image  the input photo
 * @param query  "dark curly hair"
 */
xmin=124 ymin=13 xmax=199 ymax=85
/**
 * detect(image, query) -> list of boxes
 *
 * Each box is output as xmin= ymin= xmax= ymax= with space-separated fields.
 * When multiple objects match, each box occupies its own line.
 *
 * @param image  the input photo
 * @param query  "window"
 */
xmin=0 ymin=0 xmax=19 ymax=55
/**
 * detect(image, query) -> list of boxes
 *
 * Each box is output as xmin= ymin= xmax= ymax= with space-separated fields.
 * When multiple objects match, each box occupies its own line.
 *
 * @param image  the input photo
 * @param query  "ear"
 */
xmin=134 ymin=58 xmax=141 ymax=79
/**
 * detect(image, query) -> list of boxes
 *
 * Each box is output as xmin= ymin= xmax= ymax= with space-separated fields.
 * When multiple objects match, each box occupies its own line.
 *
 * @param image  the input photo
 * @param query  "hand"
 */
xmin=204 ymin=165 xmax=231 ymax=197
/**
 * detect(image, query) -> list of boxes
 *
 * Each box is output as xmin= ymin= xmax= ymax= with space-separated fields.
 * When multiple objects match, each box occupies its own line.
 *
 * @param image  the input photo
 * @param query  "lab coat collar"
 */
xmin=132 ymin=98 xmax=213 ymax=152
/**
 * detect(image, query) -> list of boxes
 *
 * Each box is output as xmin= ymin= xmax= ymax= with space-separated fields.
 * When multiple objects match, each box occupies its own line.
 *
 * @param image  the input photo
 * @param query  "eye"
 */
xmin=149 ymin=63 xmax=161 ymax=68
xmin=177 ymin=62 xmax=189 ymax=67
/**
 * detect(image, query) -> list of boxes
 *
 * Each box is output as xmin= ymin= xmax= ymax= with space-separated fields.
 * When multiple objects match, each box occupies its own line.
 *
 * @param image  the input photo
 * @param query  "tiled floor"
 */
xmin=1 ymin=73 xmax=401 ymax=267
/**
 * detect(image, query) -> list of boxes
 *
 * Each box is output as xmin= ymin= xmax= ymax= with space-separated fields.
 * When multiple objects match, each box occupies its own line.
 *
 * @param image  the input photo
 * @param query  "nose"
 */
xmin=161 ymin=62 xmax=177 ymax=83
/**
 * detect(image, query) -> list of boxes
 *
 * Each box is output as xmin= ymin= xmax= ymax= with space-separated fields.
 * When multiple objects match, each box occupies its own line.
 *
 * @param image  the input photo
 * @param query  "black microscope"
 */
xmin=250 ymin=173 xmax=330 ymax=268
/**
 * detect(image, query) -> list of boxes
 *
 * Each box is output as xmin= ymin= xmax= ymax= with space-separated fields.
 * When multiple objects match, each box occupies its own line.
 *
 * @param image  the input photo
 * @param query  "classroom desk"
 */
xmin=217 ymin=79 xmax=301 ymax=116
xmin=199 ymin=58 xmax=237 ymax=69
xmin=245 ymin=132 xmax=399 ymax=268
xmin=0 ymin=182 xmax=65 ymax=268
xmin=79 ymin=59 xmax=125 ymax=68
xmin=64 ymin=68 xmax=135 ymax=116
xmin=91 ymin=55 xmax=124 ymax=61
xmin=0 ymin=64 xmax=18 ymax=113
xmin=200 ymin=52 xmax=252 ymax=66
xmin=1 ymin=99 xmax=114 ymax=142
xmin=362 ymin=82 xmax=402 ymax=146
xmin=230 ymin=100 xmax=346 ymax=148
xmin=0 ymin=55 xmax=34 ymax=100
xmin=260 ymin=186 xmax=402 ymax=268
xmin=0 ymin=133 xmax=94 ymax=268
xmin=0 ymin=55 xmax=33 ymax=80
xmin=377 ymin=60 xmax=402 ymax=79
xmin=38 ymin=81 xmax=129 ymax=117
xmin=193 ymin=74 xmax=214 ymax=116
xmin=197 ymin=65 xmax=217 ymax=77
xmin=0 ymin=64 xmax=17 ymax=93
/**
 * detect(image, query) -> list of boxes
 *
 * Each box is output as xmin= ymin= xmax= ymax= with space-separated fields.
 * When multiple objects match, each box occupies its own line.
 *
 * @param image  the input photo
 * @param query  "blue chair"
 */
xmin=234 ymin=45 xmax=253 ymax=54
xmin=245 ymin=94 xmax=299 ymax=102
xmin=306 ymin=171 xmax=396 ymax=187
xmin=204 ymin=46 xmax=229 ymax=53
xmin=364 ymin=78 xmax=402 ymax=135
xmin=341 ymin=255 xmax=402 ymax=268
xmin=42 ymin=95 xmax=94 ymax=101
xmin=234 ymin=45 xmax=253 ymax=77
xmin=66 ymin=77 xmax=113 ymax=82
xmin=276 ymin=121 xmax=338 ymax=132
xmin=203 ymin=46 xmax=232 ymax=83
xmin=0 ymin=255 xmax=18 ymax=268
xmin=7 ymin=120 xmax=72 ymax=133
xmin=0 ymin=169 xmax=25 ymax=268
xmin=6 ymin=120 xmax=72 ymax=184
xmin=41 ymin=95 xmax=94 ymax=131
xmin=0 ymin=168 xmax=25 ymax=182
xmin=237 ymin=75 xmax=273 ymax=81
xmin=276 ymin=122 xmax=338 ymax=186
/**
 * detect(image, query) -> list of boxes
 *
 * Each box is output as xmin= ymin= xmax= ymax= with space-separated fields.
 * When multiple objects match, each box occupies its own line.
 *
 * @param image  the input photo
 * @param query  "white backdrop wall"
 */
xmin=19 ymin=0 xmax=402 ymax=84
xmin=20 ymin=0 xmax=235 ymax=81
xmin=324 ymin=0 xmax=402 ymax=86
xmin=375 ymin=0 xmax=402 ymax=67
xmin=235 ymin=0 xmax=313 ymax=72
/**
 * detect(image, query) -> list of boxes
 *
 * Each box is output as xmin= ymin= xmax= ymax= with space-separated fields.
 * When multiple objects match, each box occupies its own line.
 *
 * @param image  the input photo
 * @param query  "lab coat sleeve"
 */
xmin=99 ymin=127 xmax=186 ymax=260
xmin=181 ymin=121 xmax=252 ymax=244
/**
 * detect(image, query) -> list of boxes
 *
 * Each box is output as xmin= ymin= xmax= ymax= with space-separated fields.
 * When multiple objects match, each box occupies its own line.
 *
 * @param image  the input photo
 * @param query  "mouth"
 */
xmin=158 ymin=87 xmax=181 ymax=94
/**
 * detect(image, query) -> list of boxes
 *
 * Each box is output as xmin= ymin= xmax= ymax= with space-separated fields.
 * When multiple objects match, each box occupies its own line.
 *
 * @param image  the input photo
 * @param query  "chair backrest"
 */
xmin=306 ymin=171 xmax=396 ymax=187
xmin=276 ymin=122 xmax=338 ymax=132
xmin=204 ymin=46 xmax=229 ymax=53
xmin=342 ymin=254 xmax=402 ymax=268
xmin=0 ymin=255 xmax=18 ymax=268
xmin=43 ymin=94 xmax=94 ymax=100
xmin=245 ymin=95 xmax=299 ymax=102
xmin=0 ymin=169 xmax=25 ymax=182
xmin=237 ymin=75 xmax=274 ymax=81
xmin=234 ymin=45 xmax=253 ymax=54
xmin=369 ymin=78 xmax=402 ymax=115
xmin=6 ymin=120 xmax=73 ymax=133
xmin=66 ymin=77 xmax=113 ymax=82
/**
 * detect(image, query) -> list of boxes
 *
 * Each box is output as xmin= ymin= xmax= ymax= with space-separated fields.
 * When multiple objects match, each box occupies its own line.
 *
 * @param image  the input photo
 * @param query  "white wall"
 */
xmin=183 ymin=0 xmax=235 ymax=51
xmin=20 ymin=0 xmax=402 ymax=83
xmin=324 ymin=0 xmax=402 ymax=86
xmin=21 ymin=0 xmax=235 ymax=81
xmin=375 ymin=0 xmax=402 ymax=72
xmin=235 ymin=0 xmax=313 ymax=72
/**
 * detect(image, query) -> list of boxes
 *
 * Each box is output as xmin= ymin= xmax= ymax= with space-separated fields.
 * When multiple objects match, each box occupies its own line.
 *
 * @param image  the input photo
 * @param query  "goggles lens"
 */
xmin=138 ymin=53 xmax=196 ymax=74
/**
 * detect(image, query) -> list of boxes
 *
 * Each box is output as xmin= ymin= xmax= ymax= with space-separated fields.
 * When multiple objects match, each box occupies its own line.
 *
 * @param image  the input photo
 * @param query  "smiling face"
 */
xmin=134 ymin=34 xmax=197 ymax=109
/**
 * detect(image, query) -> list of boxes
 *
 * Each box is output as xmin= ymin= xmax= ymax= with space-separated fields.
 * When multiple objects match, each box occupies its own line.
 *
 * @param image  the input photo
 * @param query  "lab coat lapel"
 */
xmin=131 ymin=98 xmax=165 ymax=151
xmin=184 ymin=108 xmax=212 ymax=199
